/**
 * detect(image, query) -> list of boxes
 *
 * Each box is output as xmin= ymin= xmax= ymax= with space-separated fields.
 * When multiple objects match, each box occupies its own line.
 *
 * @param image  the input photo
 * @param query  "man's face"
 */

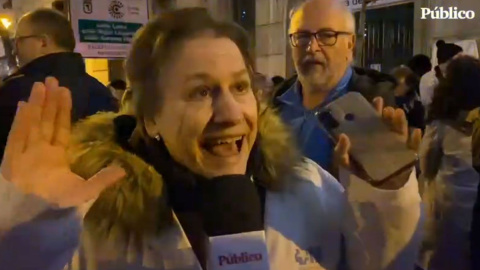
xmin=14 ymin=19 xmax=44 ymax=67
xmin=289 ymin=2 xmax=355 ymax=92
xmin=145 ymin=36 xmax=258 ymax=179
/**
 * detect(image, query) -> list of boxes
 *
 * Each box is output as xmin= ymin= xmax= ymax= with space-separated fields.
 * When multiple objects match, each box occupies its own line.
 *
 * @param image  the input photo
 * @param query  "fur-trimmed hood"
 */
xmin=68 ymin=103 xmax=300 ymax=239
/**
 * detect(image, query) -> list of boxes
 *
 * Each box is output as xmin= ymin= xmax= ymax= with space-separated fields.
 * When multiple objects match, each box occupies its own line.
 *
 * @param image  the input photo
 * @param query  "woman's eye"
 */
xmin=233 ymin=82 xmax=250 ymax=94
xmin=190 ymin=86 xmax=211 ymax=99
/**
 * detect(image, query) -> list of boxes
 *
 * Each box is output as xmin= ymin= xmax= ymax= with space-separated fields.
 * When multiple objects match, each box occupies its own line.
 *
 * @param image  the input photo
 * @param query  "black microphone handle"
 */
xmin=200 ymin=175 xmax=263 ymax=237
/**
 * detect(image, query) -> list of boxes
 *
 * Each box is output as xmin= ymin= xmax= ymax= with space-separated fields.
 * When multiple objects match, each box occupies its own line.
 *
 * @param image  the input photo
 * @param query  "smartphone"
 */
xmin=316 ymin=92 xmax=416 ymax=182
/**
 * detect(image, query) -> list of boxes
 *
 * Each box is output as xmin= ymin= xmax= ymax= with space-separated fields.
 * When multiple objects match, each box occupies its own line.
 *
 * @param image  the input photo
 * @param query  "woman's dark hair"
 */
xmin=407 ymin=54 xmax=432 ymax=78
xmin=271 ymin=75 xmax=285 ymax=87
xmin=126 ymin=8 xmax=255 ymax=124
xmin=436 ymin=39 xmax=463 ymax=65
xmin=109 ymin=79 xmax=127 ymax=91
xmin=428 ymin=55 xmax=480 ymax=122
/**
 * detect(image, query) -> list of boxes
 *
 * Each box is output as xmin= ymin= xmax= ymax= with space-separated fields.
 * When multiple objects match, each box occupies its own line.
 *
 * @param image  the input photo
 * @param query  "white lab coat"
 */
xmin=0 ymin=159 xmax=422 ymax=270
xmin=419 ymin=70 xmax=438 ymax=111
xmin=419 ymin=121 xmax=479 ymax=270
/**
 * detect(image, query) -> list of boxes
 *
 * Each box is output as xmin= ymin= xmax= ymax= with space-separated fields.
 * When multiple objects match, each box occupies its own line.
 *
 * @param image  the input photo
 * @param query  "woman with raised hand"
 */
xmin=0 ymin=8 xmax=422 ymax=270
xmin=0 ymin=78 xmax=125 ymax=269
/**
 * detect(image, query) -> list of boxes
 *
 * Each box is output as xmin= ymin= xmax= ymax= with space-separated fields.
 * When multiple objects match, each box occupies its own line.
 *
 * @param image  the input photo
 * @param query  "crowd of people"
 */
xmin=0 ymin=0 xmax=479 ymax=270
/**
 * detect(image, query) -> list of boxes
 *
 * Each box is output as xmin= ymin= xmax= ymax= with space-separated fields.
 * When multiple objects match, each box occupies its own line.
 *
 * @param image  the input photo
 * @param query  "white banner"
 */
xmin=69 ymin=0 xmax=149 ymax=58
xmin=344 ymin=0 xmax=410 ymax=12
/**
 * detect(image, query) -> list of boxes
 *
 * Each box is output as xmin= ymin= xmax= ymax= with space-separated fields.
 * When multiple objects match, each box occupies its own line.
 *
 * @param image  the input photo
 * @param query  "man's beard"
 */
xmin=298 ymin=64 xmax=332 ymax=92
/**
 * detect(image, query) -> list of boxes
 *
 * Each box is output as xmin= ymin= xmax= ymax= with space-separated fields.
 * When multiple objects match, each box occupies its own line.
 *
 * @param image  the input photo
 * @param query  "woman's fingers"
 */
xmin=27 ymin=82 xmax=46 ymax=145
xmin=372 ymin=97 xmax=384 ymax=115
xmin=4 ymin=102 xmax=29 ymax=158
xmin=53 ymin=87 xmax=72 ymax=147
xmin=40 ymin=77 xmax=60 ymax=143
xmin=1 ymin=102 xmax=30 ymax=180
xmin=334 ymin=134 xmax=351 ymax=168
xmin=382 ymin=107 xmax=395 ymax=124
xmin=41 ymin=77 xmax=58 ymax=143
xmin=61 ymin=166 xmax=125 ymax=208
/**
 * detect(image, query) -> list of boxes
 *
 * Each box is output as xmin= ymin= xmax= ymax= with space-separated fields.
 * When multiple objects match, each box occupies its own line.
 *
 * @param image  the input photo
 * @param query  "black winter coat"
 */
xmin=0 ymin=52 xmax=117 ymax=161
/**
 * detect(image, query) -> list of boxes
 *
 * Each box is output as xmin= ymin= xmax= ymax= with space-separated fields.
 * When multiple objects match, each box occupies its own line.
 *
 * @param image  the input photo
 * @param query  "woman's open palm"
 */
xmin=0 ymin=77 xmax=124 ymax=208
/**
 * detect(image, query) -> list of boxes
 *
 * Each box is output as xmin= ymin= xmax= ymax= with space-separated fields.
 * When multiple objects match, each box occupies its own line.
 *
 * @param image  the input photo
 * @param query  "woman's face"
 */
xmin=145 ymin=36 xmax=258 ymax=178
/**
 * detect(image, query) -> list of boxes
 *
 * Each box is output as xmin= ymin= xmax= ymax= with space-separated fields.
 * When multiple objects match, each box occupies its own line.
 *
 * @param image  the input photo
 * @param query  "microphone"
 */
xmin=200 ymin=175 xmax=270 ymax=270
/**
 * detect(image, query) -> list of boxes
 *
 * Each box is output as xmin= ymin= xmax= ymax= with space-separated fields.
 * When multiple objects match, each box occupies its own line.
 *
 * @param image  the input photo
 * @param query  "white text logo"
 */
xmin=421 ymin=7 xmax=475 ymax=20
xmin=218 ymin=252 xmax=262 ymax=266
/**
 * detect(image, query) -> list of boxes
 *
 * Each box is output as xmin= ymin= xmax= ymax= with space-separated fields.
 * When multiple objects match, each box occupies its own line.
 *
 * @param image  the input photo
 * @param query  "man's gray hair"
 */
xmin=288 ymin=0 xmax=356 ymax=33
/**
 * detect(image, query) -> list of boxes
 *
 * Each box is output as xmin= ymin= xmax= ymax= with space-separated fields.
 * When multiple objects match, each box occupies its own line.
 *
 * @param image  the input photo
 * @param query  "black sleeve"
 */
xmin=0 ymin=78 xmax=35 ymax=161
xmin=86 ymin=78 xmax=119 ymax=115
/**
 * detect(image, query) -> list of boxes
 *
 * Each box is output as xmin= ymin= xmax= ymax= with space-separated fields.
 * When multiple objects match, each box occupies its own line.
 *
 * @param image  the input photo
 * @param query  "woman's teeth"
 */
xmin=214 ymin=136 xmax=243 ymax=145
xmin=203 ymin=136 xmax=244 ymax=156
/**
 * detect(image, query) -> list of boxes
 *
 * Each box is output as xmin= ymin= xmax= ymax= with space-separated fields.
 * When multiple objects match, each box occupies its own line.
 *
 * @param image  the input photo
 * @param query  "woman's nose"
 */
xmin=211 ymin=90 xmax=243 ymax=124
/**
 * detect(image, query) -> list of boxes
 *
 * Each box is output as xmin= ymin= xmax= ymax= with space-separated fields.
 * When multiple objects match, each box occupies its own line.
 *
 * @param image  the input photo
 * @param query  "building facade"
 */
xmin=6 ymin=0 xmax=480 ymax=80
xmin=414 ymin=0 xmax=480 ymax=63
xmin=254 ymin=0 xmax=480 ymax=77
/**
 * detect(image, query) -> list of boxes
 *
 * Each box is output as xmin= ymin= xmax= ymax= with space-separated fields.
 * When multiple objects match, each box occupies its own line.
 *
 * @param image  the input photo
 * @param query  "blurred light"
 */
xmin=1 ymin=18 xmax=11 ymax=29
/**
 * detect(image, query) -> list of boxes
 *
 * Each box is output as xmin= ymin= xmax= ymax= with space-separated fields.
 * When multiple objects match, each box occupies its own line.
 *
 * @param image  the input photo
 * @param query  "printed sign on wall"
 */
xmin=70 ymin=0 xmax=149 ymax=58
xmin=344 ymin=0 xmax=409 ymax=12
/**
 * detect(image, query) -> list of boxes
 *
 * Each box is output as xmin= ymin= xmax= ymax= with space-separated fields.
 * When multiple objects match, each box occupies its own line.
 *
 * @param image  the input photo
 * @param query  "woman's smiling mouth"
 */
xmin=201 ymin=136 xmax=245 ymax=157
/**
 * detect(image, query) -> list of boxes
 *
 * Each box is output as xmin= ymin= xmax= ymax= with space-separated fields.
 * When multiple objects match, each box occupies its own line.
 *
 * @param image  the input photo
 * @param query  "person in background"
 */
xmin=419 ymin=55 xmax=480 ymax=270
xmin=0 ymin=8 xmax=422 ymax=270
xmin=470 ymin=111 xmax=480 ymax=269
xmin=108 ymin=79 xmax=127 ymax=101
xmin=407 ymin=54 xmax=432 ymax=82
xmin=254 ymin=72 xmax=274 ymax=101
xmin=0 ymin=8 xmax=117 ymax=162
xmin=419 ymin=40 xmax=463 ymax=113
xmin=273 ymin=0 xmax=399 ymax=172
xmin=391 ymin=65 xmax=425 ymax=131
xmin=271 ymin=75 xmax=285 ymax=88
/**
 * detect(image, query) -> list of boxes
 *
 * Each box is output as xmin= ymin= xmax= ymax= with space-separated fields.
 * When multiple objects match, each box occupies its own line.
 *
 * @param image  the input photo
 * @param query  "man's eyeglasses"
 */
xmin=289 ymin=30 xmax=352 ymax=48
xmin=13 ymin=34 xmax=44 ymax=43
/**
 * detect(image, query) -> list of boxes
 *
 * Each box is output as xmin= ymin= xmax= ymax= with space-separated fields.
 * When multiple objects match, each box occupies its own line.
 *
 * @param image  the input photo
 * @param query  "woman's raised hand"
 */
xmin=0 ymin=77 xmax=125 ymax=208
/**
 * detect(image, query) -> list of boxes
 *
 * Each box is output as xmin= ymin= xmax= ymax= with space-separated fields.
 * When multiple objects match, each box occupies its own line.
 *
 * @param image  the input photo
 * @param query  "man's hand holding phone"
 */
xmin=332 ymin=97 xmax=422 ymax=189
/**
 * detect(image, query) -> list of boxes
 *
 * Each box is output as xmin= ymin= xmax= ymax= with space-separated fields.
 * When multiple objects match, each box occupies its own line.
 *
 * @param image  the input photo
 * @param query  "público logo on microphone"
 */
xmin=421 ymin=6 xmax=475 ymax=20
xmin=218 ymin=252 xmax=262 ymax=266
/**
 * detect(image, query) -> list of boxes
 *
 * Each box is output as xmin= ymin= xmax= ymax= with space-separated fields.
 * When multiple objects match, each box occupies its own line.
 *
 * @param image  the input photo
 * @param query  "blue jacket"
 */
xmin=273 ymin=67 xmax=397 ymax=171
xmin=0 ymin=52 xmax=118 ymax=161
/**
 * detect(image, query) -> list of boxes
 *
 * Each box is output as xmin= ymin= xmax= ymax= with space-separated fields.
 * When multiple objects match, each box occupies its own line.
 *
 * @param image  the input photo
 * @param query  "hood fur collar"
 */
xmin=68 ymin=103 xmax=300 ymax=238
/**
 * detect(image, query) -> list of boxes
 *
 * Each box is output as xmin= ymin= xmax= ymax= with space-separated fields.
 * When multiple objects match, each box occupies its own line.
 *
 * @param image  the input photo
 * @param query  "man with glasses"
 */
xmin=0 ymin=8 xmax=117 ymax=161
xmin=273 ymin=0 xmax=396 ymax=172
